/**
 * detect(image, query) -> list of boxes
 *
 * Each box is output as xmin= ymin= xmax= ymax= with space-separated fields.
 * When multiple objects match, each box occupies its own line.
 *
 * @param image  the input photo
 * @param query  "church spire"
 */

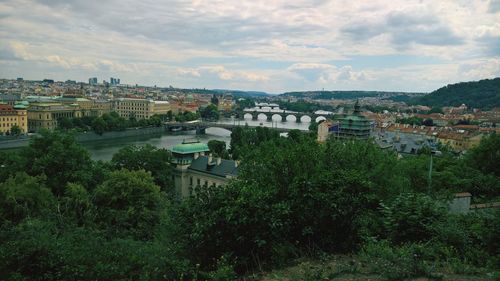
xmin=353 ymin=99 xmax=361 ymax=115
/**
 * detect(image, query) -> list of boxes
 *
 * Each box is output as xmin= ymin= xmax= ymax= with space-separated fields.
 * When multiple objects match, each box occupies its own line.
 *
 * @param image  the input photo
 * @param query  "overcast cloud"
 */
xmin=0 ymin=0 xmax=499 ymax=92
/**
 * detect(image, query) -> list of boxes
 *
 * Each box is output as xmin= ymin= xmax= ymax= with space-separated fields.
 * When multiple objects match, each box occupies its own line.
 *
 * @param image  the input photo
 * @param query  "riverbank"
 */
xmin=0 ymin=127 xmax=166 ymax=150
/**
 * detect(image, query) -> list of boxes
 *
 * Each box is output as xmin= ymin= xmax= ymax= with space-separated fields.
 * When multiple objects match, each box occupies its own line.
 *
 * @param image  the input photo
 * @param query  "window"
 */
xmin=189 ymin=177 xmax=193 ymax=185
xmin=197 ymin=178 xmax=200 ymax=186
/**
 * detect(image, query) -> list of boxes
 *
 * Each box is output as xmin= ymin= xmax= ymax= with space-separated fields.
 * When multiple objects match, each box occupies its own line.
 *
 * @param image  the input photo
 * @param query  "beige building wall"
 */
xmin=113 ymin=98 xmax=155 ymax=120
xmin=317 ymin=121 xmax=332 ymax=143
xmin=153 ymin=101 xmax=171 ymax=116
xmin=27 ymin=103 xmax=82 ymax=132
xmin=0 ymin=107 xmax=28 ymax=134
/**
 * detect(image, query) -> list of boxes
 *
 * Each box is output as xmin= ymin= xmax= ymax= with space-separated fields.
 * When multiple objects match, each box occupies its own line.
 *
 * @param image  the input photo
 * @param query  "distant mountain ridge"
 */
xmin=413 ymin=77 xmax=500 ymax=110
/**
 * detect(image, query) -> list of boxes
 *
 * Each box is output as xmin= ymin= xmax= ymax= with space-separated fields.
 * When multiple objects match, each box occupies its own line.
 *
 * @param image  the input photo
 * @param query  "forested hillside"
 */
xmin=414 ymin=78 xmax=500 ymax=110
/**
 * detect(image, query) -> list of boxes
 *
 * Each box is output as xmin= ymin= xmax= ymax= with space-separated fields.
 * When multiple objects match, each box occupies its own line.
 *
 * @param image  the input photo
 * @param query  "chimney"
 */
xmin=194 ymin=152 xmax=199 ymax=159
xmin=208 ymin=153 xmax=212 ymax=164
xmin=216 ymin=157 xmax=222 ymax=165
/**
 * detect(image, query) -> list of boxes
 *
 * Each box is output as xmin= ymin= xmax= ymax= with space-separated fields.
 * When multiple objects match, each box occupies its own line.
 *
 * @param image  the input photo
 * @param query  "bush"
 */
xmin=360 ymin=241 xmax=438 ymax=280
xmin=381 ymin=193 xmax=447 ymax=244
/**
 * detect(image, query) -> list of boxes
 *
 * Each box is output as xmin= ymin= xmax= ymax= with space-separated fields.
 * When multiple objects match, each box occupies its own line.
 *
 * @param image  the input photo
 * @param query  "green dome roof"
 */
xmin=172 ymin=142 xmax=209 ymax=154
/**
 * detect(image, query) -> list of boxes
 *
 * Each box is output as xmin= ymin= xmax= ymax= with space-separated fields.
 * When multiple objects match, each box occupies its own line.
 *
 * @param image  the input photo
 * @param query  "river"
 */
xmin=83 ymin=117 xmax=311 ymax=161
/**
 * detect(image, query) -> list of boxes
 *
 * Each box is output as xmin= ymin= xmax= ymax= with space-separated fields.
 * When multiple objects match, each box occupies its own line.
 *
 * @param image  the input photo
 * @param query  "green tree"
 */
xmin=57 ymin=117 xmax=74 ymax=130
xmin=60 ymin=183 xmax=92 ymax=226
xmin=10 ymin=124 xmax=22 ymax=136
xmin=207 ymin=140 xmax=229 ymax=158
xmin=91 ymin=117 xmax=106 ymax=135
xmin=111 ymin=145 xmax=173 ymax=192
xmin=381 ymin=193 xmax=447 ymax=244
xmin=200 ymin=104 xmax=220 ymax=121
xmin=20 ymin=131 xmax=93 ymax=196
xmin=466 ymin=133 xmax=500 ymax=176
xmin=0 ymin=173 xmax=54 ymax=224
xmin=93 ymin=169 xmax=162 ymax=239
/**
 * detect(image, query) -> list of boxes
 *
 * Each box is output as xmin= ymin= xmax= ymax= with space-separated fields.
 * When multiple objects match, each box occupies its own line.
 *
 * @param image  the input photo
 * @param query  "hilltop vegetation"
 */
xmin=0 ymin=130 xmax=499 ymax=280
xmin=280 ymin=91 xmax=424 ymax=100
xmin=413 ymin=78 xmax=500 ymax=110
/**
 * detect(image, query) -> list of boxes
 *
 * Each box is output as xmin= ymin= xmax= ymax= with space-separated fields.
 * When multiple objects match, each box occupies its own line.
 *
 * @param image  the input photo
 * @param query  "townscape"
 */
xmin=1 ymin=0 xmax=500 ymax=280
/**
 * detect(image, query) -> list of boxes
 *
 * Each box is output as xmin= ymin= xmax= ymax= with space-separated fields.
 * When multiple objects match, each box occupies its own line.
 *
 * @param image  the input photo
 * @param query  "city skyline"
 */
xmin=0 ymin=0 xmax=499 ymax=93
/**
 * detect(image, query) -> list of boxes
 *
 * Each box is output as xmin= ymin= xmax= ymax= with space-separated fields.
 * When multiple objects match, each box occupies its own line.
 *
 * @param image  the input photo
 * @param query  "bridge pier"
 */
xmin=252 ymin=112 xmax=258 ymax=121
xmin=195 ymin=126 xmax=206 ymax=135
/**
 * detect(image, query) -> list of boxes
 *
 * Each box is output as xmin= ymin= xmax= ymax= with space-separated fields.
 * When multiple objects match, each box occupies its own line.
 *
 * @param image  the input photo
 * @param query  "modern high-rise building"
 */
xmin=110 ymin=77 xmax=120 ymax=85
xmin=88 ymin=77 xmax=98 ymax=85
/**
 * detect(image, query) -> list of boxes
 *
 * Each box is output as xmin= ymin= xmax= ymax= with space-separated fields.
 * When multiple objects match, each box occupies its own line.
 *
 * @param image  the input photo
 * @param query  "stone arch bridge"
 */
xmin=236 ymin=110 xmax=331 ymax=123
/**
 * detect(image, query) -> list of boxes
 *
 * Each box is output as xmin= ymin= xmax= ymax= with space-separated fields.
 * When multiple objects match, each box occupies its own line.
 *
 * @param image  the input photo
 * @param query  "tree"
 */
xmin=111 ymin=145 xmax=173 ymax=192
xmin=467 ymin=133 xmax=500 ymax=176
xmin=208 ymin=140 xmax=229 ymax=159
xmin=10 ymin=124 xmax=22 ymax=136
xmin=0 ymin=173 xmax=54 ymax=224
xmin=91 ymin=117 xmax=106 ymax=135
xmin=93 ymin=169 xmax=162 ymax=239
xmin=422 ymin=118 xmax=434 ymax=126
xmin=20 ymin=130 xmax=93 ymax=196
xmin=57 ymin=117 xmax=74 ymax=130
xmin=200 ymin=104 xmax=220 ymax=121
xmin=381 ymin=193 xmax=446 ymax=244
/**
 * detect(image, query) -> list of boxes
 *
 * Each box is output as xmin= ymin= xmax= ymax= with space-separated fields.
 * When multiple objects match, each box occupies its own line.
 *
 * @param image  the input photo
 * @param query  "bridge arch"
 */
xmin=272 ymin=114 xmax=283 ymax=122
xmin=257 ymin=113 xmax=268 ymax=121
xmin=286 ymin=115 xmax=297 ymax=122
xmin=315 ymin=116 xmax=327 ymax=123
xmin=300 ymin=115 xmax=312 ymax=123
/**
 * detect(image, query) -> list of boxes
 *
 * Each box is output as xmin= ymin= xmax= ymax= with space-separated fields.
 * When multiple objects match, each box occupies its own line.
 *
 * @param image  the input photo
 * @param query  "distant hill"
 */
xmin=212 ymin=89 xmax=270 ymax=98
xmin=413 ymin=78 xmax=500 ymax=110
xmin=280 ymin=91 xmax=425 ymax=100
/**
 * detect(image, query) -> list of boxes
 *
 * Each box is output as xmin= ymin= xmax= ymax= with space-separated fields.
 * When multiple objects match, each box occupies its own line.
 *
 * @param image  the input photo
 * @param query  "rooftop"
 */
xmin=172 ymin=140 xmax=210 ymax=154
xmin=188 ymin=156 xmax=238 ymax=178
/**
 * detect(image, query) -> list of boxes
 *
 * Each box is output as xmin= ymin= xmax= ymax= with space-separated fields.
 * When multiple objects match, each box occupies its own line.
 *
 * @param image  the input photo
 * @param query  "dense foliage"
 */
xmin=413 ymin=77 xmax=500 ymax=110
xmin=0 ymin=130 xmax=498 ymax=280
xmin=200 ymin=104 xmax=220 ymax=121
xmin=276 ymin=100 xmax=335 ymax=113
xmin=57 ymin=111 xmax=163 ymax=135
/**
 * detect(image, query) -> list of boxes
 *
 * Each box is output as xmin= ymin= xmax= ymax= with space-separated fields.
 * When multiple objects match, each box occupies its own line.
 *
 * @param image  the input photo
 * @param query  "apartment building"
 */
xmin=113 ymin=98 xmax=170 ymax=119
xmin=0 ymin=103 xmax=28 ymax=134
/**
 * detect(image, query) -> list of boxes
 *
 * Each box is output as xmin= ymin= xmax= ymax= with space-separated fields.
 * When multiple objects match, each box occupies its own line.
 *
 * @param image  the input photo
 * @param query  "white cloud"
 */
xmin=0 ymin=0 xmax=498 ymax=92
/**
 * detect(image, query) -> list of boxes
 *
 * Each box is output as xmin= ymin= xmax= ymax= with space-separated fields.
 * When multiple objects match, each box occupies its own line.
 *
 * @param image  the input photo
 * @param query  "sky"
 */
xmin=0 ymin=0 xmax=499 ymax=93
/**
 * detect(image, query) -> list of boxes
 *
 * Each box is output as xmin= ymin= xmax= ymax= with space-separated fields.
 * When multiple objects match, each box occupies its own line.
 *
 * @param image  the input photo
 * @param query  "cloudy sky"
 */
xmin=0 ymin=0 xmax=499 ymax=93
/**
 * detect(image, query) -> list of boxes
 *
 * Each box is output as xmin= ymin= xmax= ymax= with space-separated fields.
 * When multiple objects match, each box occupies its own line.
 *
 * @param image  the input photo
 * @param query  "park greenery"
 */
xmin=0 ymin=128 xmax=499 ymax=280
xmin=57 ymin=111 xmax=164 ymax=135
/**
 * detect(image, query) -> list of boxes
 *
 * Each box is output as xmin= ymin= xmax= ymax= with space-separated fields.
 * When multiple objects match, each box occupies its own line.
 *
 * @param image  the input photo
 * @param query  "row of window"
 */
xmin=1 ymin=123 xmax=23 ymax=127
xmin=1 ymin=117 xmax=23 ymax=121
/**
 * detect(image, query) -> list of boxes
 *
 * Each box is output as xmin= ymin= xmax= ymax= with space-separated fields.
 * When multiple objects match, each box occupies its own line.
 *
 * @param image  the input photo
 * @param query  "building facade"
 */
xmin=27 ymin=102 xmax=82 ymax=132
xmin=113 ymin=98 xmax=170 ymax=120
xmin=0 ymin=103 xmax=28 ymax=134
xmin=171 ymin=140 xmax=238 ymax=198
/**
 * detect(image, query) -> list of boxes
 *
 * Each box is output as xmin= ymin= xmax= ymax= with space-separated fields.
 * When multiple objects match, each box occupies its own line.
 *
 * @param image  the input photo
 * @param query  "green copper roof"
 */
xmin=172 ymin=142 xmax=209 ymax=154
